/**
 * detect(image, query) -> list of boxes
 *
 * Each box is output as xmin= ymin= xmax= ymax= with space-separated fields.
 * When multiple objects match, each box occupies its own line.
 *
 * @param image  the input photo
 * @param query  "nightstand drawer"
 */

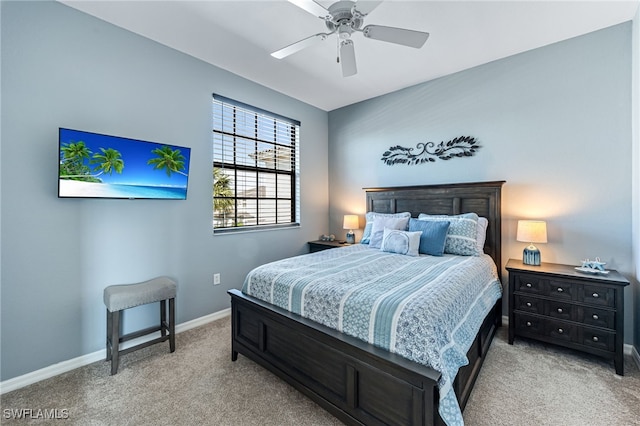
xmin=514 ymin=295 xmax=544 ymax=314
xmin=514 ymin=274 xmax=546 ymax=294
xmin=514 ymin=314 xmax=577 ymax=344
xmin=580 ymin=328 xmax=615 ymax=352
xmin=545 ymin=300 xmax=573 ymax=321
xmin=579 ymin=285 xmax=615 ymax=308
xmin=513 ymin=313 xmax=544 ymax=335
xmin=546 ymin=279 xmax=575 ymax=301
xmin=546 ymin=319 xmax=576 ymax=343
xmin=578 ymin=306 xmax=614 ymax=329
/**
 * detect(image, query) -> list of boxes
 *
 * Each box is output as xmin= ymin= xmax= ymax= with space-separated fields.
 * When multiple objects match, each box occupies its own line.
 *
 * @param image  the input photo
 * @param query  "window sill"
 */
xmin=213 ymin=223 xmax=300 ymax=235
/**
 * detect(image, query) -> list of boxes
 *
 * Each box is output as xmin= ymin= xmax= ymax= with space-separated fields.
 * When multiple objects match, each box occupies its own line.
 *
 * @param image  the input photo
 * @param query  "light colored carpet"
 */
xmin=465 ymin=328 xmax=640 ymax=426
xmin=1 ymin=317 xmax=638 ymax=425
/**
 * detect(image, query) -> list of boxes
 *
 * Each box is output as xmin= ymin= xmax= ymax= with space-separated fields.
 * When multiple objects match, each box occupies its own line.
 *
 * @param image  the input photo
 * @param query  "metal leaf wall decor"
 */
xmin=381 ymin=136 xmax=480 ymax=166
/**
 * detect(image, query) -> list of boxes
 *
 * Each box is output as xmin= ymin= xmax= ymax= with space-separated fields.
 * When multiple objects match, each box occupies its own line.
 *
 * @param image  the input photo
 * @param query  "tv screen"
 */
xmin=58 ymin=128 xmax=191 ymax=199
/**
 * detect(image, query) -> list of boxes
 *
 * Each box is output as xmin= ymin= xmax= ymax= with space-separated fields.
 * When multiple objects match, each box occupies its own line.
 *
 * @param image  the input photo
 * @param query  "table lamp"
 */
xmin=343 ymin=215 xmax=359 ymax=244
xmin=516 ymin=220 xmax=547 ymax=266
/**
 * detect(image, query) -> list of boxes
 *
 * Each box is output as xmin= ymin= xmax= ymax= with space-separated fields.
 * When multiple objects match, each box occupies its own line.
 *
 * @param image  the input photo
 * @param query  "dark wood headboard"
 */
xmin=364 ymin=181 xmax=505 ymax=271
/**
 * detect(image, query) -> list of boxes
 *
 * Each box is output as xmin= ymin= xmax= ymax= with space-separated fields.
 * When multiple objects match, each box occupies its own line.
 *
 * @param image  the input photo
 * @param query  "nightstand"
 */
xmin=308 ymin=240 xmax=350 ymax=253
xmin=506 ymin=259 xmax=629 ymax=375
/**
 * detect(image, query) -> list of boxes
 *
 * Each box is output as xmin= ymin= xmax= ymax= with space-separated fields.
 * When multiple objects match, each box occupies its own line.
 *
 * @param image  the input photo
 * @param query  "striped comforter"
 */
xmin=242 ymin=244 xmax=502 ymax=426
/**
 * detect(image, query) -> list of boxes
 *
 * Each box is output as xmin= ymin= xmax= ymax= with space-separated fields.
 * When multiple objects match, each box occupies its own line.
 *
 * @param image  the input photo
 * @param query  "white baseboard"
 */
xmin=632 ymin=345 xmax=640 ymax=370
xmin=0 ymin=308 xmax=230 ymax=395
xmin=502 ymin=315 xmax=640 ymax=370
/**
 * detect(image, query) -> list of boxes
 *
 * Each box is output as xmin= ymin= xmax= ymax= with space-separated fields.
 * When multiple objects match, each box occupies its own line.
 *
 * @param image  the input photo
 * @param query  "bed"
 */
xmin=228 ymin=181 xmax=505 ymax=426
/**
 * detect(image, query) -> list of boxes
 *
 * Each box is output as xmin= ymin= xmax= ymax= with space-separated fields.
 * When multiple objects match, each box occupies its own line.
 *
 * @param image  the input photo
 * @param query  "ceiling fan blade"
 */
xmin=340 ymin=40 xmax=357 ymax=77
xmin=353 ymin=1 xmax=382 ymax=17
xmin=287 ymin=0 xmax=329 ymax=18
xmin=362 ymin=25 xmax=429 ymax=48
xmin=271 ymin=33 xmax=330 ymax=59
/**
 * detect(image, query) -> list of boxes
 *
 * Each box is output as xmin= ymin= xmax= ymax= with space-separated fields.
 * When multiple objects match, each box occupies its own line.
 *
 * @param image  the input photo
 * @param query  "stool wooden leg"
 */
xmin=106 ymin=309 xmax=112 ymax=362
xmin=110 ymin=310 xmax=121 ymax=375
xmin=169 ymin=298 xmax=175 ymax=353
xmin=160 ymin=300 xmax=167 ymax=338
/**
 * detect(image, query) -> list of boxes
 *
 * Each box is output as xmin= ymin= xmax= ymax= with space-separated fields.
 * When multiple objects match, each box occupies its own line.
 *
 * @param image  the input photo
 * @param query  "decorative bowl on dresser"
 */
xmin=506 ymin=258 xmax=629 ymax=375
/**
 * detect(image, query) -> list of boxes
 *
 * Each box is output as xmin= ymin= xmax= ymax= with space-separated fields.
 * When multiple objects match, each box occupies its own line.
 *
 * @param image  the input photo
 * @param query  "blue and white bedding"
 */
xmin=242 ymin=244 xmax=502 ymax=426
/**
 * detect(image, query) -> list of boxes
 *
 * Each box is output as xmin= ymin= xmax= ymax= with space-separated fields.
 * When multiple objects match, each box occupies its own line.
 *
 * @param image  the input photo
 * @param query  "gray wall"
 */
xmin=328 ymin=23 xmax=635 ymax=344
xmin=0 ymin=1 xmax=329 ymax=381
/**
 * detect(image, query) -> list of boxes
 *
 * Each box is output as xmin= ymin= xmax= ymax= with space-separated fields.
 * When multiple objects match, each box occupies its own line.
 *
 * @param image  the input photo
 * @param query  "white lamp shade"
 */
xmin=516 ymin=220 xmax=548 ymax=243
xmin=343 ymin=215 xmax=359 ymax=230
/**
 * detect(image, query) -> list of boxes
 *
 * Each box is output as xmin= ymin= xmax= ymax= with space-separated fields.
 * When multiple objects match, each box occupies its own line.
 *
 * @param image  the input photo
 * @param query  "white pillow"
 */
xmin=361 ymin=212 xmax=411 ymax=244
xmin=476 ymin=217 xmax=488 ymax=253
xmin=369 ymin=216 xmax=410 ymax=249
xmin=380 ymin=228 xmax=422 ymax=257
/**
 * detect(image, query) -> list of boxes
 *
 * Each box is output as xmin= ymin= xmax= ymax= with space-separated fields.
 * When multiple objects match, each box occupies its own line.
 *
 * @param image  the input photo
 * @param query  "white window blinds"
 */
xmin=212 ymin=95 xmax=300 ymax=231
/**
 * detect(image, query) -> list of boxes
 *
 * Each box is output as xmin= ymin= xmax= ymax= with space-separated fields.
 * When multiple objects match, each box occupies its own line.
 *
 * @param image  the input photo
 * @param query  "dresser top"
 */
xmin=506 ymin=258 xmax=629 ymax=286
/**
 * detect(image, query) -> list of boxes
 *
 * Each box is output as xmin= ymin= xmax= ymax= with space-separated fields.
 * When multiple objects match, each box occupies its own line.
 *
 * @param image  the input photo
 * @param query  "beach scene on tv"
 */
xmin=59 ymin=128 xmax=191 ymax=199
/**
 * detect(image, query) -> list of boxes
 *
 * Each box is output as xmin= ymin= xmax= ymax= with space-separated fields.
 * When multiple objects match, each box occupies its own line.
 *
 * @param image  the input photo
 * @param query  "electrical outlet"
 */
xmin=213 ymin=273 xmax=221 ymax=285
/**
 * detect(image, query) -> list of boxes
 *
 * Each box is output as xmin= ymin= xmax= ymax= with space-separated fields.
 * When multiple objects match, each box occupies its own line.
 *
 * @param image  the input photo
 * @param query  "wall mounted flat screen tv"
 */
xmin=59 ymin=128 xmax=191 ymax=199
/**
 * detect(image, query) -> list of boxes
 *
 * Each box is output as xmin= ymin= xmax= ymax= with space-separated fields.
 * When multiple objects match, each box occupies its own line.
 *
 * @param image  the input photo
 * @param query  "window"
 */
xmin=212 ymin=95 xmax=300 ymax=232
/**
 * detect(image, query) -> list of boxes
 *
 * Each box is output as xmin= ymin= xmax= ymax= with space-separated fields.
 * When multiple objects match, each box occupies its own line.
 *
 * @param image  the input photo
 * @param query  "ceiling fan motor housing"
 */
xmin=325 ymin=1 xmax=363 ymax=34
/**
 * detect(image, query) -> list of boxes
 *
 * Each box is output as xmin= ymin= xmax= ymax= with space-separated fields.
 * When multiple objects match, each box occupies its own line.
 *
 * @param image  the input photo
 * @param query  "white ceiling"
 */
xmin=60 ymin=0 xmax=639 ymax=111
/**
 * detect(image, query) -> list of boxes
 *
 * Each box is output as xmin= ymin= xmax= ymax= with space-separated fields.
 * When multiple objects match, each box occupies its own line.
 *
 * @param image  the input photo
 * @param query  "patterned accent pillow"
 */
xmin=361 ymin=212 xmax=411 ymax=244
xmin=369 ymin=216 xmax=410 ymax=249
xmin=380 ymin=228 xmax=422 ymax=257
xmin=417 ymin=212 xmax=480 ymax=256
xmin=408 ymin=218 xmax=450 ymax=256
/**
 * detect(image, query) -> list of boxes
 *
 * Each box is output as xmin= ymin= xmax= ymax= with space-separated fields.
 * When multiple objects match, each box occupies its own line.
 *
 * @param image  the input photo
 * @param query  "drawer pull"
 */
xmin=526 ymin=283 xmax=532 ymax=288
xmin=592 ymin=293 xmax=600 ymax=298
xmin=526 ymin=302 xmax=532 ymax=307
xmin=557 ymin=308 xmax=563 ymax=313
xmin=526 ymin=321 xmax=532 ymax=327
xmin=557 ymin=287 xmax=564 ymax=293
xmin=558 ymin=328 xmax=564 ymax=334
xmin=592 ymin=314 xmax=599 ymax=320
xmin=592 ymin=336 xmax=599 ymax=342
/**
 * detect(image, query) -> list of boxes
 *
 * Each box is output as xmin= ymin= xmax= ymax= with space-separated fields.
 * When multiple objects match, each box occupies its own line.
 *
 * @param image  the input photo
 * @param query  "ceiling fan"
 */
xmin=271 ymin=0 xmax=430 ymax=77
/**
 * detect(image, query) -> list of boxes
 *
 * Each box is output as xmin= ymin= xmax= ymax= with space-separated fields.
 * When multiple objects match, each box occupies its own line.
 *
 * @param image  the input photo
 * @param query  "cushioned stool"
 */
xmin=103 ymin=276 xmax=177 ymax=375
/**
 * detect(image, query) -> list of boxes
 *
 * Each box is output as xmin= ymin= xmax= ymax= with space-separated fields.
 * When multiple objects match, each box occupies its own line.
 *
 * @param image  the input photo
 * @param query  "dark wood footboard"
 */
xmin=229 ymin=288 xmax=501 ymax=426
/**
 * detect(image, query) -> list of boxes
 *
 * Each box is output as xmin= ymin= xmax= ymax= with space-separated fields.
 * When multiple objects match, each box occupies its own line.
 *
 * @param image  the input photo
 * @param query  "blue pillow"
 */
xmin=408 ymin=218 xmax=450 ymax=256
xmin=417 ymin=212 xmax=479 ymax=256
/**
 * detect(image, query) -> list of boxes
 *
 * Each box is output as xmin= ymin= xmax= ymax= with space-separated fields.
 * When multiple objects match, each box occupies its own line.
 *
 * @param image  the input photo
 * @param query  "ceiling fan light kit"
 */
xmin=273 ymin=0 xmax=429 ymax=77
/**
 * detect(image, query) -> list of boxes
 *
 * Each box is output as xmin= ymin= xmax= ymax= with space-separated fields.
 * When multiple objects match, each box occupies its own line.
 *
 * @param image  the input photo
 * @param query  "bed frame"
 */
xmin=229 ymin=181 xmax=505 ymax=425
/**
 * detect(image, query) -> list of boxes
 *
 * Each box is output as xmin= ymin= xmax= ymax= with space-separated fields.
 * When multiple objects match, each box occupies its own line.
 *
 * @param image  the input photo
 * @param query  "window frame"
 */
xmin=212 ymin=95 xmax=300 ymax=234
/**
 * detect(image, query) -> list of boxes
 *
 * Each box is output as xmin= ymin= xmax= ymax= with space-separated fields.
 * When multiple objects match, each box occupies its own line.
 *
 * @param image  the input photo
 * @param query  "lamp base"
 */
xmin=523 ymin=244 xmax=541 ymax=266
xmin=346 ymin=231 xmax=355 ymax=244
